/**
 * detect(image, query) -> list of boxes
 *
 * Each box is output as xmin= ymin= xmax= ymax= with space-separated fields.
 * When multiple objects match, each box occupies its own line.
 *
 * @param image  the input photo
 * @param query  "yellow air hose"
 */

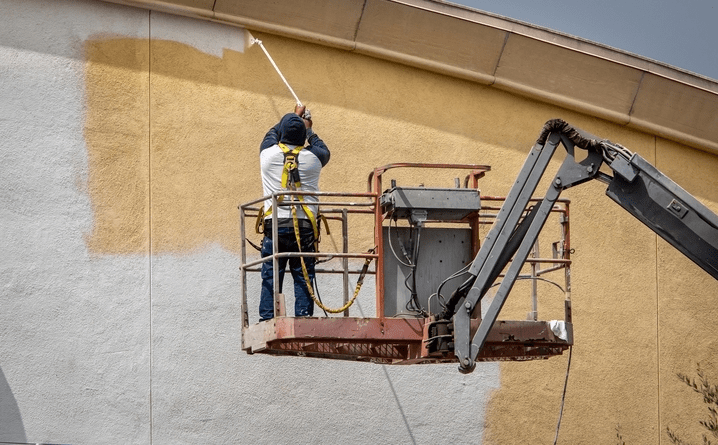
xmin=291 ymin=205 xmax=373 ymax=314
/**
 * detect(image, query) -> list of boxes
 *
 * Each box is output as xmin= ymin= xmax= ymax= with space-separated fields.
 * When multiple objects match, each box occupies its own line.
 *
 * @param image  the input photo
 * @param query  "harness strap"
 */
xmin=275 ymin=143 xmax=320 ymax=242
xmin=278 ymin=143 xmax=303 ymax=202
xmin=255 ymin=206 xmax=265 ymax=234
xmin=260 ymin=205 xmax=320 ymax=241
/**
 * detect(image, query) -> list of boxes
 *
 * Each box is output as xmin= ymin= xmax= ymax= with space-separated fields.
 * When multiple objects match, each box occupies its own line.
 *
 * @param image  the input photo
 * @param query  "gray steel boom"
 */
xmin=448 ymin=119 xmax=718 ymax=373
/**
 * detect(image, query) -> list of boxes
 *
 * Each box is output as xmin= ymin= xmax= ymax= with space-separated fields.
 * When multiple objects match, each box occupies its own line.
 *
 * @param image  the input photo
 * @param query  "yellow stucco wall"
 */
xmin=84 ymin=32 xmax=718 ymax=444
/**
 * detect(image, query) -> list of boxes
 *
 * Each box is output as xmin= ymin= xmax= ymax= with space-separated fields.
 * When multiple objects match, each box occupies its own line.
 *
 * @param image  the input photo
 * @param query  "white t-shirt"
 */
xmin=260 ymin=144 xmax=323 ymax=220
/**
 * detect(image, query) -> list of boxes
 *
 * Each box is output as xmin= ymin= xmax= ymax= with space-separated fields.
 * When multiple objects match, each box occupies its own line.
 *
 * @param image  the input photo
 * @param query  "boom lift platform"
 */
xmin=240 ymin=119 xmax=718 ymax=373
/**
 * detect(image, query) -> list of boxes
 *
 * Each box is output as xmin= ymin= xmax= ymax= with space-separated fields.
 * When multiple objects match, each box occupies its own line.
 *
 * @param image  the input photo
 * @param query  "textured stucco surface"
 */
xmin=1 ymin=1 xmax=718 ymax=444
xmin=0 ymin=2 xmax=152 ymax=443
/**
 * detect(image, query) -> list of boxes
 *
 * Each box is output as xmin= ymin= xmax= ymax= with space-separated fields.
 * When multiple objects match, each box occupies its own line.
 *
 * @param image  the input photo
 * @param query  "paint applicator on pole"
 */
xmin=246 ymin=31 xmax=303 ymax=107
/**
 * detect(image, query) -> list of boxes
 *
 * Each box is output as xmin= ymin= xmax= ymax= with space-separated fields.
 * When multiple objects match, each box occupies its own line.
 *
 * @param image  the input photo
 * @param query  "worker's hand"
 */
xmin=301 ymin=108 xmax=313 ymax=129
xmin=294 ymin=105 xmax=306 ymax=116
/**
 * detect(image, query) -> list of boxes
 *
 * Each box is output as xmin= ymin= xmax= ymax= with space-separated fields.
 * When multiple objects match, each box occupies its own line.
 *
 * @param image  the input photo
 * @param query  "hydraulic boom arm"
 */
xmin=447 ymin=119 xmax=718 ymax=373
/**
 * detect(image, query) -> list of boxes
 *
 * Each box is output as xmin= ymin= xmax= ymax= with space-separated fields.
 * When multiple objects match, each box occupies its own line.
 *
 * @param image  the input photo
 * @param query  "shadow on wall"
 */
xmin=0 ymin=367 xmax=26 ymax=443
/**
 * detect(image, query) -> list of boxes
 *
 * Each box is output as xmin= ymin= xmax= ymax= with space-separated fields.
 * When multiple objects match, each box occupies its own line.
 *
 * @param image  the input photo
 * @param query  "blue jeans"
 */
xmin=259 ymin=226 xmax=316 ymax=321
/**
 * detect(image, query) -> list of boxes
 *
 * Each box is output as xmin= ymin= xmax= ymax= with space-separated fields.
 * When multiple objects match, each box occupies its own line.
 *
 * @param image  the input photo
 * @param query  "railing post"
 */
xmin=342 ymin=209 xmax=350 ymax=317
xmin=240 ymin=204 xmax=249 ymax=328
xmin=529 ymin=241 xmax=539 ymax=321
xmin=271 ymin=194 xmax=285 ymax=317
xmin=373 ymin=172 xmax=384 ymax=319
xmin=562 ymin=202 xmax=572 ymax=323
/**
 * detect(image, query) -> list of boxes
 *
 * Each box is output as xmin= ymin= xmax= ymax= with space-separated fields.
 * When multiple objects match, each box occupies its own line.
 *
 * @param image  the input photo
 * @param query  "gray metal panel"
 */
xmin=380 ymin=187 xmax=481 ymax=221
xmin=382 ymin=226 xmax=473 ymax=316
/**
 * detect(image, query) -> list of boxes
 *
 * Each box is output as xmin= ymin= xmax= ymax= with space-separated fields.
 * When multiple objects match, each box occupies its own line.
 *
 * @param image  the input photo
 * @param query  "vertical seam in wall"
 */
xmin=653 ymin=136 xmax=663 ymax=445
xmin=491 ymin=31 xmax=510 ymax=79
xmin=627 ymin=71 xmax=645 ymax=119
xmin=352 ymin=0 xmax=368 ymax=44
xmin=148 ymin=10 xmax=153 ymax=445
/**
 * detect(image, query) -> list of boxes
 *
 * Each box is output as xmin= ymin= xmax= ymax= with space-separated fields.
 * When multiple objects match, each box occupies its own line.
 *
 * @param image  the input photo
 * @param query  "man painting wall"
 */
xmin=257 ymin=106 xmax=330 ymax=321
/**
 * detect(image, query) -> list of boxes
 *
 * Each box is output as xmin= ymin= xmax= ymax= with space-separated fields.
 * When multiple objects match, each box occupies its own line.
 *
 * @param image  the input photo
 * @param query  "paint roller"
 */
xmin=247 ymin=31 xmax=303 ymax=107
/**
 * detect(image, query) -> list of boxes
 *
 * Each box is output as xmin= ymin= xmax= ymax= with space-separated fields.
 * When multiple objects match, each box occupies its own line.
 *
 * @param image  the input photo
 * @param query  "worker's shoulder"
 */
xmin=260 ymin=143 xmax=282 ymax=156
xmin=304 ymin=141 xmax=330 ymax=167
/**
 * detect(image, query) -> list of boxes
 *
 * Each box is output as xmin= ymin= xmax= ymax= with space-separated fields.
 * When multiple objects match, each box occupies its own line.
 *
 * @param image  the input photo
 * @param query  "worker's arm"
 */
xmin=299 ymin=107 xmax=331 ymax=167
xmin=259 ymin=121 xmax=282 ymax=152
xmin=305 ymin=131 xmax=330 ymax=167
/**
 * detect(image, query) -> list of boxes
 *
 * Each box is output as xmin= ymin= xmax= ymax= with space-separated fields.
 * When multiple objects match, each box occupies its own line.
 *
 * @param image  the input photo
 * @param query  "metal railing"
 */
xmin=239 ymin=165 xmax=572 ymax=328
xmin=479 ymin=196 xmax=572 ymax=322
xmin=239 ymin=190 xmax=377 ymax=327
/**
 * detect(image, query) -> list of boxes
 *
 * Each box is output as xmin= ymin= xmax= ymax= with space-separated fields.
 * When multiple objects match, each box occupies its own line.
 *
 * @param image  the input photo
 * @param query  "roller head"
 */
xmin=244 ymin=29 xmax=261 ymax=49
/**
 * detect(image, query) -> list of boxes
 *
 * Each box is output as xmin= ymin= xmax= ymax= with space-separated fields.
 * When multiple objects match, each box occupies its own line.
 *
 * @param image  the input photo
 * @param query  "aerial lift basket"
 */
xmin=239 ymin=163 xmax=573 ymax=365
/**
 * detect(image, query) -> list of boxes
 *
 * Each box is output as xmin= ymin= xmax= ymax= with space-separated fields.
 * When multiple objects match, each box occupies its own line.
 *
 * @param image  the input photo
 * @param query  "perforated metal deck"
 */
xmin=242 ymin=317 xmax=572 ymax=364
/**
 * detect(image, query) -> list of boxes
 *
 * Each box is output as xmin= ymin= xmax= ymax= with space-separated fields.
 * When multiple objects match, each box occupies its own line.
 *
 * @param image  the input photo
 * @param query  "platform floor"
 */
xmin=242 ymin=317 xmax=572 ymax=364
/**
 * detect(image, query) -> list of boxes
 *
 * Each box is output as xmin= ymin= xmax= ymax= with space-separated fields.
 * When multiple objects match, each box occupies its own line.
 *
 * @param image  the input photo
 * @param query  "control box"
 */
xmin=380 ymin=187 xmax=481 ymax=221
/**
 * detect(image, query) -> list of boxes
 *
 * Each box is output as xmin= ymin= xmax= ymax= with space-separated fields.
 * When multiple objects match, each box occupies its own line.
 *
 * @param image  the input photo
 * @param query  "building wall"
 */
xmin=1 ymin=0 xmax=717 ymax=444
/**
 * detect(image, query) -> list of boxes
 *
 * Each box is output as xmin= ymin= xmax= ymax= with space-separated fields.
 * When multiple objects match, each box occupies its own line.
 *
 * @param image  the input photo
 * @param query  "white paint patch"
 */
xmin=0 ymin=0 xmax=148 ymax=56
xmin=151 ymin=11 xmax=247 ymax=57
xmin=0 ymin=1 xmax=152 ymax=442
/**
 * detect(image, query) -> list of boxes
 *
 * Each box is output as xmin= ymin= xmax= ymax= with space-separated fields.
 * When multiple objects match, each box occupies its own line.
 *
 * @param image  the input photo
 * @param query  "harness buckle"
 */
xmin=285 ymin=155 xmax=301 ymax=184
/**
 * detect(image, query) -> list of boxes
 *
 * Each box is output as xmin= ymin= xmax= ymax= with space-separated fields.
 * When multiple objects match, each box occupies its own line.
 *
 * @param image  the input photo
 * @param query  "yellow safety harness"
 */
xmin=256 ymin=144 xmax=320 ymax=240
xmin=256 ymin=143 xmax=367 ymax=314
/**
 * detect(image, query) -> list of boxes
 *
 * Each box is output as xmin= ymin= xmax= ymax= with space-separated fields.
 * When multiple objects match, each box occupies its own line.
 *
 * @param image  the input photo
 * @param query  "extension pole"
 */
xmin=251 ymin=37 xmax=302 ymax=107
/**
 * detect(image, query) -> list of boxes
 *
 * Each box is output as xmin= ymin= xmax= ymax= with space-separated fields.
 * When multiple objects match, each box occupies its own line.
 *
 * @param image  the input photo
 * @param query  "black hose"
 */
xmin=535 ymin=118 xmax=603 ymax=151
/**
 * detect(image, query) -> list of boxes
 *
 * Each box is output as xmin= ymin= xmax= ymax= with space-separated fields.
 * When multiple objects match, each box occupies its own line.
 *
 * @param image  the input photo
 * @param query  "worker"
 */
xmin=258 ymin=105 xmax=331 ymax=321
